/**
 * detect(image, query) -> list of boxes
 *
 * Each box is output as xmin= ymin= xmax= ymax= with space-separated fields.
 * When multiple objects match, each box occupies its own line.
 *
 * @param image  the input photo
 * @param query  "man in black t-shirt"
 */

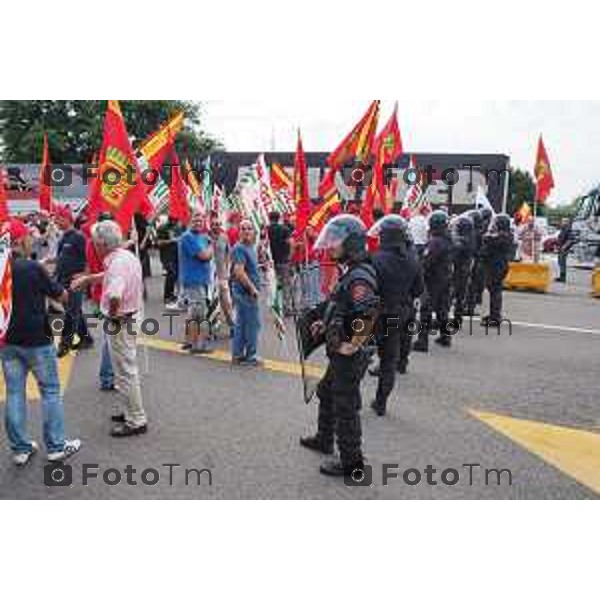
xmin=50 ymin=206 xmax=91 ymax=356
xmin=1 ymin=219 xmax=81 ymax=467
xmin=267 ymin=211 xmax=293 ymax=315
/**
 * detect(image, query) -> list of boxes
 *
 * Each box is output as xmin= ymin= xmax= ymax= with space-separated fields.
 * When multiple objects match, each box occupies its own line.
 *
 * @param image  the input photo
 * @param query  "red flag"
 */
xmin=88 ymin=101 xmax=147 ymax=234
xmin=138 ymin=111 xmax=184 ymax=173
xmin=293 ymin=130 xmax=311 ymax=235
xmin=534 ymin=135 xmax=555 ymax=205
xmin=0 ymin=167 xmax=8 ymax=222
xmin=327 ymin=101 xmax=380 ymax=170
xmin=270 ymin=162 xmax=292 ymax=193
xmin=168 ymin=151 xmax=191 ymax=226
xmin=309 ymin=170 xmax=342 ymax=231
xmin=364 ymin=104 xmax=403 ymax=215
xmin=39 ymin=133 xmax=53 ymax=213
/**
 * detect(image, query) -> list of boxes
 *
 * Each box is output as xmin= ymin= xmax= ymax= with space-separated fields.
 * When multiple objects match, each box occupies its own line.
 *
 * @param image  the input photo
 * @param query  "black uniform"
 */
xmin=481 ymin=231 xmax=515 ymax=323
xmin=315 ymin=260 xmax=379 ymax=469
xmin=372 ymin=244 xmax=423 ymax=414
xmin=466 ymin=211 xmax=490 ymax=315
xmin=452 ymin=221 xmax=476 ymax=324
xmin=415 ymin=231 xmax=453 ymax=351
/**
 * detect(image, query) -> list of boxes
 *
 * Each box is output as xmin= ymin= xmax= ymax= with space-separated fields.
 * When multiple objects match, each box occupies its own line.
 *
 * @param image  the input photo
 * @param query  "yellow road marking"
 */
xmin=471 ymin=410 xmax=600 ymax=496
xmin=0 ymin=351 xmax=76 ymax=402
xmin=140 ymin=336 xmax=325 ymax=379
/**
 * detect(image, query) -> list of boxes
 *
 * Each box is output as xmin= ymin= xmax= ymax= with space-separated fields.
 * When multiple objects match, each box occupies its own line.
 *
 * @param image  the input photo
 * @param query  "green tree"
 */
xmin=0 ymin=100 xmax=222 ymax=163
xmin=507 ymin=167 xmax=536 ymax=216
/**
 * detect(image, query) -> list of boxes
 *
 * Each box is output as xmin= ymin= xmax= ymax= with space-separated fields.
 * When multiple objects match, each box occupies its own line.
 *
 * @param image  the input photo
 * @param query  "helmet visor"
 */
xmin=368 ymin=214 xmax=408 ymax=238
xmin=313 ymin=214 xmax=366 ymax=251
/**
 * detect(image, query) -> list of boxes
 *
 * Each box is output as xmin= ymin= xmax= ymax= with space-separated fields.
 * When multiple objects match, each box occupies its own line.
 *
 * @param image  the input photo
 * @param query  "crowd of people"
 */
xmin=0 ymin=198 xmax=522 ymax=476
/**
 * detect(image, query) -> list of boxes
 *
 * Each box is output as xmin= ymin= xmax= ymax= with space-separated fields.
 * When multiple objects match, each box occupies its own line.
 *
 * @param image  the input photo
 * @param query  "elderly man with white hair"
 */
xmin=73 ymin=220 xmax=147 ymax=437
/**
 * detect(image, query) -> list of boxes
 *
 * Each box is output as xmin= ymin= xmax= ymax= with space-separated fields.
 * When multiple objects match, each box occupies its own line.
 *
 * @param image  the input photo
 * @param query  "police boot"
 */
xmin=435 ymin=335 xmax=452 ymax=348
xmin=320 ymin=458 xmax=366 ymax=480
xmin=397 ymin=361 xmax=408 ymax=375
xmin=370 ymin=400 xmax=386 ymax=417
xmin=481 ymin=316 xmax=500 ymax=329
xmin=300 ymin=435 xmax=334 ymax=455
xmin=413 ymin=332 xmax=429 ymax=353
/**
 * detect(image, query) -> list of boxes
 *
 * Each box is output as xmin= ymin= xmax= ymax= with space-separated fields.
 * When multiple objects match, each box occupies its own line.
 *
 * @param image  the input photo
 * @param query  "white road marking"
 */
xmin=471 ymin=317 xmax=600 ymax=337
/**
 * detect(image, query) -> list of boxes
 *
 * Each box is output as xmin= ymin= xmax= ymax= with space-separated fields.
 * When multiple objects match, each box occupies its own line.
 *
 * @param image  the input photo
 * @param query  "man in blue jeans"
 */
xmin=231 ymin=220 xmax=262 ymax=366
xmin=0 ymin=219 xmax=81 ymax=467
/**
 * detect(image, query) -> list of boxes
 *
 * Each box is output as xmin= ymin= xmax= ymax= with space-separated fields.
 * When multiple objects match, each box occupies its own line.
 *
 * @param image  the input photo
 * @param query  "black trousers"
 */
xmin=316 ymin=352 xmax=369 ymax=467
xmin=61 ymin=289 xmax=90 ymax=347
xmin=485 ymin=271 xmax=506 ymax=322
xmin=417 ymin=286 xmax=450 ymax=348
xmin=453 ymin=260 xmax=472 ymax=320
xmin=163 ymin=259 xmax=178 ymax=302
xmin=375 ymin=327 xmax=402 ymax=410
xmin=467 ymin=259 xmax=485 ymax=312
xmin=398 ymin=318 xmax=413 ymax=370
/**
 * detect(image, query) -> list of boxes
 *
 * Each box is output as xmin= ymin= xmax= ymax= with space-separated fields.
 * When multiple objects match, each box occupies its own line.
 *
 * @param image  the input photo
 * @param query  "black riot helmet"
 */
xmin=454 ymin=214 xmax=474 ymax=237
xmin=491 ymin=213 xmax=512 ymax=233
xmin=428 ymin=210 xmax=449 ymax=234
xmin=314 ymin=214 xmax=368 ymax=264
xmin=479 ymin=207 xmax=494 ymax=227
xmin=467 ymin=209 xmax=483 ymax=232
xmin=368 ymin=214 xmax=410 ymax=249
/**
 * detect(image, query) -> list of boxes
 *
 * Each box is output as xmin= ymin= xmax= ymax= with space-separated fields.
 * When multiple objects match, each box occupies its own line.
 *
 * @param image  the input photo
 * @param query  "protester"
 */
xmin=209 ymin=213 xmax=234 ymax=330
xmin=179 ymin=212 xmax=214 ymax=354
xmin=409 ymin=204 xmax=429 ymax=256
xmin=230 ymin=220 xmax=262 ymax=366
xmin=227 ymin=211 xmax=242 ymax=247
xmin=50 ymin=205 xmax=93 ymax=357
xmin=84 ymin=211 xmax=116 ymax=391
xmin=73 ymin=220 xmax=148 ymax=437
xmin=1 ymin=219 xmax=81 ymax=466
xmin=155 ymin=215 xmax=181 ymax=307
xmin=267 ymin=211 xmax=293 ymax=315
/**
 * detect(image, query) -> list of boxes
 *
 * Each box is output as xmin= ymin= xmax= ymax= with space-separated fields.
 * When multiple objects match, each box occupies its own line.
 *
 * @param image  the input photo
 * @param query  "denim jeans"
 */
xmin=232 ymin=290 xmax=261 ymax=360
xmin=1 ymin=344 xmax=65 ymax=454
xmin=99 ymin=335 xmax=114 ymax=389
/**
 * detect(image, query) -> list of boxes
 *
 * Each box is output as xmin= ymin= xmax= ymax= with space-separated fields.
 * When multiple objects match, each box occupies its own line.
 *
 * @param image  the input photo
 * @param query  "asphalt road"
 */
xmin=1 ymin=262 xmax=599 ymax=499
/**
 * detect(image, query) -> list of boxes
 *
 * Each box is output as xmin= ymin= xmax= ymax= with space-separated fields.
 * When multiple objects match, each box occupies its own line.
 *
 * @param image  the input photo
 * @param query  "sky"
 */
xmin=201 ymin=100 xmax=600 ymax=207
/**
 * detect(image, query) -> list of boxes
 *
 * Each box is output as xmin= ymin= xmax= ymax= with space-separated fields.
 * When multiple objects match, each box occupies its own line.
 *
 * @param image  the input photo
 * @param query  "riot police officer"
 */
xmin=480 ymin=214 xmax=516 ymax=328
xmin=451 ymin=214 xmax=476 ymax=327
xmin=300 ymin=215 xmax=380 ymax=478
xmin=369 ymin=215 xmax=423 ymax=417
xmin=466 ymin=209 xmax=485 ymax=317
xmin=414 ymin=210 xmax=453 ymax=352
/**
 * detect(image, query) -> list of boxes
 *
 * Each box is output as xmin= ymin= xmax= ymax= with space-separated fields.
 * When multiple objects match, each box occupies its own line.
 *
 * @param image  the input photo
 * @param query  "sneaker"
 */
xmin=190 ymin=345 xmax=213 ymax=355
xmin=244 ymin=356 xmax=264 ymax=367
xmin=47 ymin=439 xmax=82 ymax=463
xmin=165 ymin=302 xmax=182 ymax=312
xmin=110 ymin=423 xmax=148 ymax=438
xmin=13 ymin=441 xmax=39 ymax=467
xmin=370 ymin=401 xmax=386 ymax=417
